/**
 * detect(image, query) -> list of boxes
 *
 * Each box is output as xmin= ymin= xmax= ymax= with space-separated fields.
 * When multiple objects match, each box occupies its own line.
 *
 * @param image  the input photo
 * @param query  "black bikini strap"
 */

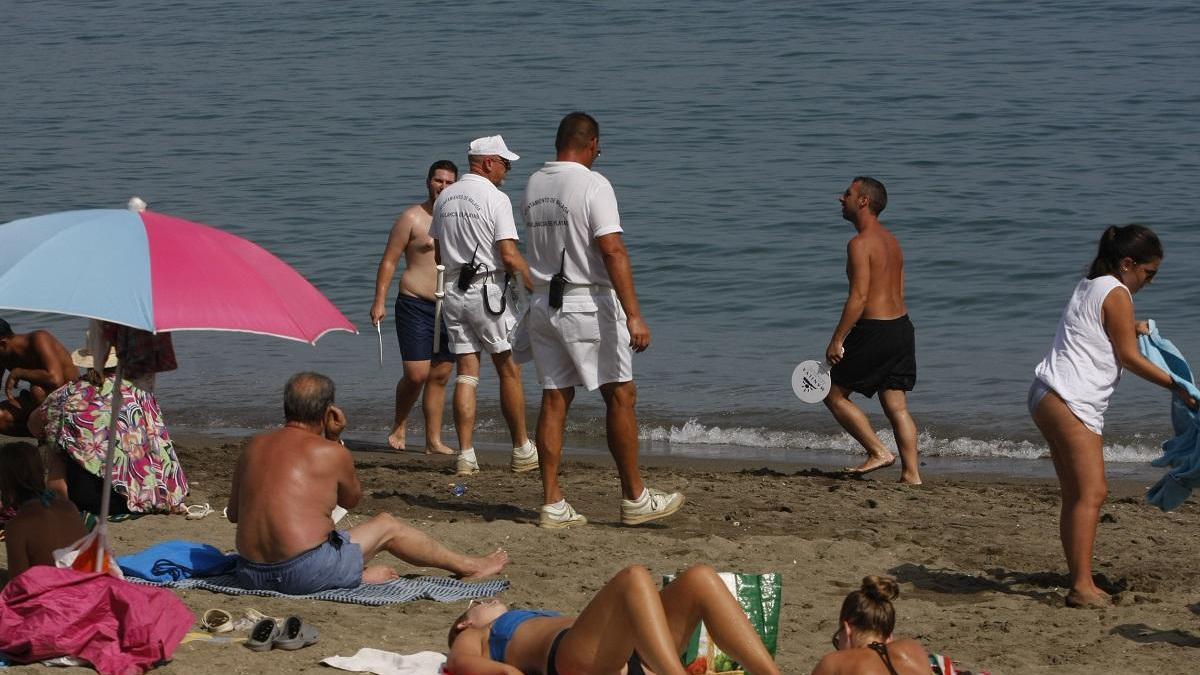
xmin=868 ymin=642 xmax=901 ymax=675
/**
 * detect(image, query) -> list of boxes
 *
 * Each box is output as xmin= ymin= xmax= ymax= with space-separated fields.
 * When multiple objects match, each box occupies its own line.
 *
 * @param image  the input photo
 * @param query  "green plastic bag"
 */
xmin=663 ymin=571 xmax=781 ymax=674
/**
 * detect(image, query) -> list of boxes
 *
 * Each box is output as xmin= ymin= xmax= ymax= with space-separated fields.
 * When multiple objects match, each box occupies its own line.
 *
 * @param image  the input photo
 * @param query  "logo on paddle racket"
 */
xmin=791 ymin=360 xmax=831 ymax=403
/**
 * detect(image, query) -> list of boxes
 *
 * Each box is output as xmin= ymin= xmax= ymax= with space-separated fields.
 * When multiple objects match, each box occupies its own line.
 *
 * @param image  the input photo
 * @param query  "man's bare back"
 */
xmin=847 ymin=225 xmax=907 ymax=320
xmin=229 ymin=423 xmax=358 ymax=563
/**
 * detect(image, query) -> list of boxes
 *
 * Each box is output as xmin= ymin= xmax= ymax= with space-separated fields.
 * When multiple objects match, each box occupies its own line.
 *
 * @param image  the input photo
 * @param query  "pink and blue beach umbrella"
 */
xmin=0 ymin=209 xmax=355 ymax=343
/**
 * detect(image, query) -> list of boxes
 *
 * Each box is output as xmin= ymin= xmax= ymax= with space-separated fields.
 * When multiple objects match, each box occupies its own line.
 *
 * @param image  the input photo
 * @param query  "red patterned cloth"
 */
xmin=0 ymin=566 xmax=192 ymax=674
xmin=100 ymin=323 xmax=177 ymax=380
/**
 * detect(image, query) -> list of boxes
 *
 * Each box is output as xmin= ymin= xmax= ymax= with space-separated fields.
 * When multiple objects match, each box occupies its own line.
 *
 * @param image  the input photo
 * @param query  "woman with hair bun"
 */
xmin=812 ymin=575 xmax=930 ymax=675
xmin=1030 ymin=225 xmax=1197 ymax=607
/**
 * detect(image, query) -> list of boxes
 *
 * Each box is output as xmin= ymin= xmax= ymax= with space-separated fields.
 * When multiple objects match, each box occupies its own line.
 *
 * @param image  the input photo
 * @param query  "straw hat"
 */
xmin=71 ymin=345 xmax=118 ymax=369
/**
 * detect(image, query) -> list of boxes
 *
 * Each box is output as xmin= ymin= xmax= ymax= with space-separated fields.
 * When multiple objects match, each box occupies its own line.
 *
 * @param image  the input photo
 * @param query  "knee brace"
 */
xmin=456 ymin=375 xmax=479 ymax=388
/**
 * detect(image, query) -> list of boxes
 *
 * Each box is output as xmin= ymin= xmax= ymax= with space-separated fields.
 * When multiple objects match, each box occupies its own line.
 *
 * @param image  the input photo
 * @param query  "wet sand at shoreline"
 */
xmin=3 ymin=436 xmax=1199 ymax=674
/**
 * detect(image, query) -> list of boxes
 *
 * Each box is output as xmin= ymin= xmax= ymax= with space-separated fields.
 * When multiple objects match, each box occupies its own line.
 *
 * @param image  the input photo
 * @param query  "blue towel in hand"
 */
xmin=1139 ymin=321 xmax=1200 ymax=511
xmin=117 ymin=540 xmax=238 ymax=582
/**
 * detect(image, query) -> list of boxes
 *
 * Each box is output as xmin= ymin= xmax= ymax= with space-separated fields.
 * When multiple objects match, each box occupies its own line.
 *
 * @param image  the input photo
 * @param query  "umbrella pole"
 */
xmin=95 ymin=361 xmax=124 ymax=572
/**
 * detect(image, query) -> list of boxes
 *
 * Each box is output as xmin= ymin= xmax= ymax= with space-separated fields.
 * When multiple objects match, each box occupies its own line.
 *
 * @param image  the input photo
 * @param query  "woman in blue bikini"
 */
xmin=446 ymin=564 xmax=780 ymax=675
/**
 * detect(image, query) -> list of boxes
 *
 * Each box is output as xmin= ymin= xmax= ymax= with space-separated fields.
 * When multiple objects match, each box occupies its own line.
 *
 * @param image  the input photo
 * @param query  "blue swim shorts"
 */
xmin=395 ymin=294 xmax=453 ymax=363
xmin=234 ymin=530 xmax=363 ymax=594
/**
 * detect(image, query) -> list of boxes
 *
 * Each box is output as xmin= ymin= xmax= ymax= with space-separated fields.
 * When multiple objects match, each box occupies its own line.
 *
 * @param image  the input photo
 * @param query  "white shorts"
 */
xmin=527 ymin=288 xmax=633 ymax=391
xmin=441 ymin=282 xmax=518 ymax=355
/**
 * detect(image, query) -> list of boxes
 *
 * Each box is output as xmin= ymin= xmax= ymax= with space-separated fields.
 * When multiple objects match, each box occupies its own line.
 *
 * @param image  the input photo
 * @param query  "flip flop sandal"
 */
xmin=202 ymin=609 xmax=233 ymax=633
xmin=186 ymin=503 xmax=214 ymax=520
xmin=272 ymin=616 xmax=319 ymax=651
xmin=244 ymin=618 xmax=282 ymax=652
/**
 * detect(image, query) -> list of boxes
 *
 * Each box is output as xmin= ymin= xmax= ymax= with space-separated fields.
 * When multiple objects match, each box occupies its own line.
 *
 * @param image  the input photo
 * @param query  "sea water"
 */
xmin=2 ymin=0 xmax=1198 ymax=472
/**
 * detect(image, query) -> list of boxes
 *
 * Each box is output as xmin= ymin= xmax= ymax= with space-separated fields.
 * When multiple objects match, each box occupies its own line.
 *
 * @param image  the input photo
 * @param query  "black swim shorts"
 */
xmin=830 ymin=315 xmax=916 ymax=398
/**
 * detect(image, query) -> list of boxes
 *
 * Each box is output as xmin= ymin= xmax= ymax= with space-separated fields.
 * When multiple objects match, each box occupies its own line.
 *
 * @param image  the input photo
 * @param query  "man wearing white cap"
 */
xmin=521 ymin=112 xmax=684 ymax=527
xmin=429 ymin=135 xmax=537 ymax=476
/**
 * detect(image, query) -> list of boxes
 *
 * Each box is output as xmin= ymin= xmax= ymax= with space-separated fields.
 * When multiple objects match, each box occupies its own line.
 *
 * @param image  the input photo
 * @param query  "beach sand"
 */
xmin=3 ymin=437 xmax=1199 ymax=675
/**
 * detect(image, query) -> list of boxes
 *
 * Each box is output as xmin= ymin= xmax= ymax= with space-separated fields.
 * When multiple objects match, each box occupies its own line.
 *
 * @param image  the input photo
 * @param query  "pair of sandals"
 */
xmin=245 ymin=616 xmax=320 ymax=652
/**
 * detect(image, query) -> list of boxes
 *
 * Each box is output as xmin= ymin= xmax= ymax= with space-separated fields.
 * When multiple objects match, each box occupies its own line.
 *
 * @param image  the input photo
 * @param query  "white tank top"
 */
xmin=1034 ymin=275 xmax=1131 ymax=434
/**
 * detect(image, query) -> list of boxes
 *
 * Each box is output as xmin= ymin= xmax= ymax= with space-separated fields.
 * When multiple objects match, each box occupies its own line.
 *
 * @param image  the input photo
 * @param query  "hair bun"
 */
xmin=861 ymin=575 xmax=899 ymax=603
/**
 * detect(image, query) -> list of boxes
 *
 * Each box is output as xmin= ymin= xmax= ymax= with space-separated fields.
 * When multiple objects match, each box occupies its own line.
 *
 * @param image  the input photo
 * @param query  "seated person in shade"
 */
xmin=812 ymin=575 xmax=931 ymax=675
xmin=0 ymin=318 xmax=77 ymax=438
xmin=447 ymin=563 xmax=781 ymax=675
xmin=228 ymin=372 xmax=509 ymax=595
xmin=0 ymin=442 xmax=88 ymax=582
xmin=28 ymin=345 xmax=188 ymax=516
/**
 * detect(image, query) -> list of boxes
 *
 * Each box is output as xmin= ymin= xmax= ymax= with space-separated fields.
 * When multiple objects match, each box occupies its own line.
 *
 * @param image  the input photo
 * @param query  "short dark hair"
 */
xmin=852 ymin=176 xmax=888 ymax=215
xmin=427 ymin=160 xmax=459 ymax=182
xmin=1087 ymin=224 xmax=1163 ymax=279
xmin=0 ymin=318 xmax=13 ymax=339
xmin=283 ymin=372 xmax=335 ymax=423
xmin=0 ymin=442 xmax=45 ymax=507
xmin=555 ymin=112 xmax=600 ymax=153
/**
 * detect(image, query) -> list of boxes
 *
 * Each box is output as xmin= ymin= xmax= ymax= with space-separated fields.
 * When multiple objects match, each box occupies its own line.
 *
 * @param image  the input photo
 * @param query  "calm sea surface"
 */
xmin=3 ymin=1 xmax=1198 ymax=471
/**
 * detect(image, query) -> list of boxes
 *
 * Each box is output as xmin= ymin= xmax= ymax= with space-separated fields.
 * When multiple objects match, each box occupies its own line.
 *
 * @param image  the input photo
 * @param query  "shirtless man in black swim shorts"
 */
xmin=823 ymin=177 xmax=921 ymax=484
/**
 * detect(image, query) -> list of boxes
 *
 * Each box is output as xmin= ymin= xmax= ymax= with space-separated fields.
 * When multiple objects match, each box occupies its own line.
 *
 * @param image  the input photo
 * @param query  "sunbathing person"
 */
xmin=0 ymin=442 xmax=88 ymax=583
xmin=228 ymin=372 xmax=509 ymax=595
xmin=447 ymin=563 xmax=780 ymax=675
xmin=0 ymin=318 xmax=77 ymax=437
xmin=812 ymin=575 xmax=931 ymax=675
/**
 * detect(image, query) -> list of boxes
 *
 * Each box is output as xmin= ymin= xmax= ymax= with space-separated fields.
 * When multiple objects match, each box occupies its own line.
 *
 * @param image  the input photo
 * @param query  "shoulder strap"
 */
xmin=868 ymin=642 xmax=901 ymax=675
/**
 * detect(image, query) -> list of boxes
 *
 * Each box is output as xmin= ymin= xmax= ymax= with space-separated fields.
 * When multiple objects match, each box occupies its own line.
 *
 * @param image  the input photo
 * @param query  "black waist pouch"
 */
xmin=549 ymin=249 xmax=566 ymax=309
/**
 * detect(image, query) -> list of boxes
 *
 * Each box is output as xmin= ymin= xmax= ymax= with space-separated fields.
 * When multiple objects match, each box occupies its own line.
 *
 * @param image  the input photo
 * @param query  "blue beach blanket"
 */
xmin=117 ymin=540 xmax=237 ymax=582
xmin=127 ymin=573 xmax=509 ymax=606
xmin=1139 ymin=320 xmax=1200 ymax=511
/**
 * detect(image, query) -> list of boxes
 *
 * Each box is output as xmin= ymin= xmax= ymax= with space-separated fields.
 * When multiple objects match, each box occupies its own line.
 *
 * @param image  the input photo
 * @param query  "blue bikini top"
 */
xmin=488 ymin=609 xmax=562 ymax=662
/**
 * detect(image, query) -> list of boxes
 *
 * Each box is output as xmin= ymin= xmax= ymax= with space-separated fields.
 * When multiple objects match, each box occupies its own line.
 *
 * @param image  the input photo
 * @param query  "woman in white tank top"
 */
xmin=1029 ymin=225 xmax=1197 ymax=608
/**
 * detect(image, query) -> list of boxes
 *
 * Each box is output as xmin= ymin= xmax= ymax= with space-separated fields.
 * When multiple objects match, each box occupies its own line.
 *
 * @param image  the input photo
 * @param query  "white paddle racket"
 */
xmin=791 ymin=360 xmax=831 ymax=403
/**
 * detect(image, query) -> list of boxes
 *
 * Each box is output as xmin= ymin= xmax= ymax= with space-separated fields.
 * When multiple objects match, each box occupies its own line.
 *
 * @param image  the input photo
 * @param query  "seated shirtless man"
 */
xmin=228 ymin=372 xmax=509 ymax=594
xmin=0 ymin=318 xmax=76 ymax=437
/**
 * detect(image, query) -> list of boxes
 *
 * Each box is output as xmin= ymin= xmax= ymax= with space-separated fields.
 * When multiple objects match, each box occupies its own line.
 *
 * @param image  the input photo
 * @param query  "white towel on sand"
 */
xmin=321 ymin=648 xmax=446 ymax=675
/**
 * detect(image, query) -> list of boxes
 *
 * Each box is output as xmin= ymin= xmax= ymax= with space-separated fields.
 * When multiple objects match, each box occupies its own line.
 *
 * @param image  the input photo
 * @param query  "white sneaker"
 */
xmin=455 ymin=450 xmax=479 ymax=476
xmin=620 ymin=488 xmax=685 ymax=526
xmin=538 ymin=501 xmax=588 ymax=529
xmin=510 ymin=439 xmax=539 ymax=473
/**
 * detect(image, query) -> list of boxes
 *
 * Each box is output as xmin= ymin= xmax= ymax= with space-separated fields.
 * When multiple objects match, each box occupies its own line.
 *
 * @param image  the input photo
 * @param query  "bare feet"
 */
xmin=387 ymin=426 xmax=406 ymax=451
xmin=1065 ymin=588 xmax=1112 ymax=608
xmin=459 ymin=548 xmax=510 ymax=581
xmin=362 ymin=564 xmax=400 ymax=585
xmin=424 ymin=441 xmax=456 ymax=455
xmin=898 ymin=473 xmax=923 ymax=485
xmin=843 ymin=453 xmax=896 ymax=476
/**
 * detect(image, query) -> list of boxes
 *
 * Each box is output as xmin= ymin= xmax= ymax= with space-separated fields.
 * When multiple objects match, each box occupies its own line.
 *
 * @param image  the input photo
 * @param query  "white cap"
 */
xmin=127 ymin=196 xmax=148 ymax=212
xmin=468 ymin=135 xmax=519 ymax=161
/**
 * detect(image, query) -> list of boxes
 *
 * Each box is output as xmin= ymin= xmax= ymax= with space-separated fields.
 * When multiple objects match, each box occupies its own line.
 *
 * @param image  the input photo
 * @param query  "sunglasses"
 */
xmin=831 ymin=628 xmax=840 ymax=650
xmin=493 ymin=156 xmax=511 ymax=171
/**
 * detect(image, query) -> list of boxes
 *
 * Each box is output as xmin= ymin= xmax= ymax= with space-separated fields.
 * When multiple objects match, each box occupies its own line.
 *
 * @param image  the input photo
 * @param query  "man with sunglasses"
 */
xmin=429 ymin=135 xmax=537 ymax=477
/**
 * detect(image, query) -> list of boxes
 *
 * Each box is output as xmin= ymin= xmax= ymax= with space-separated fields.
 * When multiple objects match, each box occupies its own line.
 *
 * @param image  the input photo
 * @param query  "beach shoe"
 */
xmin=186 ymin=503 xmax=214 ymax=520
xmin=201 ymin=608 xmax=233 ymax=634
xmin=510 ymin=439 xmax=539 ymax=473
xmin=244 ymin=618 xmax=282 ymax=652
xmin=273 ymin=616 xmax=319 ymax=650
xmin=620 ymin=488 xmax=685 ymax=526
xmin=455 ymin=452 xmax=480 ymax=476
xmin=539 ymin=501 xmax=588 ymax=529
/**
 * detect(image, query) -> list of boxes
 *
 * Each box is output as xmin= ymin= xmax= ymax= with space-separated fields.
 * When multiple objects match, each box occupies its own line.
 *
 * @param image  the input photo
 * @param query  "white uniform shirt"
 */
xmin=1033 ymin=275 xmax=1131 ymax=434
xmin=429 ymin=173 xmax=518 ymax=276
xmin=522 ymin=161 xmax=622 ymax=287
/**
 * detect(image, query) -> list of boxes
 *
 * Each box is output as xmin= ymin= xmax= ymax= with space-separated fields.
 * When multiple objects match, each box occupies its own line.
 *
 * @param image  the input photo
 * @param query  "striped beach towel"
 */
xmin=128 ymin=573 xmax=508 ymax=606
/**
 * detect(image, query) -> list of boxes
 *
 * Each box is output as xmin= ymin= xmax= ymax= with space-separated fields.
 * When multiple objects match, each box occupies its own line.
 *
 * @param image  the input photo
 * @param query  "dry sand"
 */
xmin=4 ymin=436 xmax=1200 ymax=674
